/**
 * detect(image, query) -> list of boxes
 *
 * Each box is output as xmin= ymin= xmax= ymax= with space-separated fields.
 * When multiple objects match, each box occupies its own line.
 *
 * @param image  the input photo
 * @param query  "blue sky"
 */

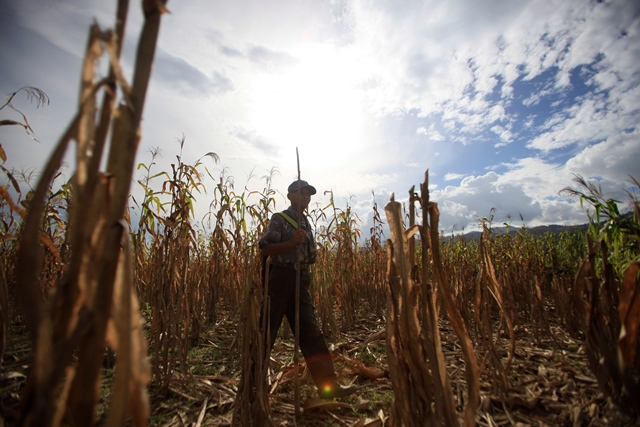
xmin=1 ymin=0 xmax=639 ymax=237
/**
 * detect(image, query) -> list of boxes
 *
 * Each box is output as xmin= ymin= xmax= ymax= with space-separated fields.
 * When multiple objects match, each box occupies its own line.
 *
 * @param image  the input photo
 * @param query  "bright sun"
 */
xmin=250 ymin=43 xmax=366 ymax=168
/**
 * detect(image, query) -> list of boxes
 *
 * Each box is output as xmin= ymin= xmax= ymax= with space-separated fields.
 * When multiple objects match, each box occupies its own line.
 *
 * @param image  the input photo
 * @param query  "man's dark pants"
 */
xmin=263 ymin=266 xmax=336 ymax=389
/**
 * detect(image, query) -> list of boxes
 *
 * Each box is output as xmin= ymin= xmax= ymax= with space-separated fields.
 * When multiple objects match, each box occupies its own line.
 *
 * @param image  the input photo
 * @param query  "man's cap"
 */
xmin=288 ymin=179 xmax=317 ymax=195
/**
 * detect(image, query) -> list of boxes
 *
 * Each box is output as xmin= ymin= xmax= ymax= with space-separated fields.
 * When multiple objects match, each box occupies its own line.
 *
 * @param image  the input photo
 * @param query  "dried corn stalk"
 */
xmin=574 ymin=236 xmax=640 ymax=416
xmin=386 ymin=195 xmax=440 ymax=426
xmin=232 ymin=262 xmax=273 ymax=426
xmin=384 ymin=170 xmax=479 ymax=427
xmin=14 ymin=1 xmax=168 ymax=425
xmin=474 ymin=230 xmax=515 ymax=395
xmin=0 ymin=258 xmax=7 ymax=366
xmin=421 ymin=177 xmax=480 ymax=427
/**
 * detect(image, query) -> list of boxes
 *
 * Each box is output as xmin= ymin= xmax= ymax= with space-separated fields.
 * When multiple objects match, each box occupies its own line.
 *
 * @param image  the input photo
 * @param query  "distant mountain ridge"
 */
xmin=447 ymin=222 xmax=590 ymax=242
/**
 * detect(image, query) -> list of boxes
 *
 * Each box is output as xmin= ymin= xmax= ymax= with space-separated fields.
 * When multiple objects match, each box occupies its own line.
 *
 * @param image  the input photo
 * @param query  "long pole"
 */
xmin=294 ymin=147 xmax=302 ymax=419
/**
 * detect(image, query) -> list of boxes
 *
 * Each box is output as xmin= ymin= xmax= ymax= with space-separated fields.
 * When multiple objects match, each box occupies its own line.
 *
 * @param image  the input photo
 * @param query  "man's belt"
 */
xmin=270 ymin=262 xmax=310 ymax=271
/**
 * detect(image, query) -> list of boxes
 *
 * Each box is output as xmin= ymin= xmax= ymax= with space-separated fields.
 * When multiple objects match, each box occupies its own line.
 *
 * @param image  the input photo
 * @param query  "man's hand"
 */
xmin=289 ymin=229 xmax=306 ymax=247
xmin=261 ymin=229 xmax=307 ymax=257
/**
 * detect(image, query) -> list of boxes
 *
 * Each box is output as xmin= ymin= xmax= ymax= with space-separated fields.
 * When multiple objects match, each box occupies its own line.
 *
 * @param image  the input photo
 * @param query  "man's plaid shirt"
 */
xmin=259 ymin=206 xmax=317 ymax=265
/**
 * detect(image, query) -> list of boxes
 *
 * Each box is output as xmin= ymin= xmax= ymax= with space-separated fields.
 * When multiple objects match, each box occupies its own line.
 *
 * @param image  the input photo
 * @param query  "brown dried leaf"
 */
xmin=0 ymin=185 xmax=25 ymax=217
xmin=335 ymin=354 xmax=386 ymax=379
xmin=303 ymin=399 xmax=353 ymax=412
xmin=352 ymin=417 xmax=384 ymax=427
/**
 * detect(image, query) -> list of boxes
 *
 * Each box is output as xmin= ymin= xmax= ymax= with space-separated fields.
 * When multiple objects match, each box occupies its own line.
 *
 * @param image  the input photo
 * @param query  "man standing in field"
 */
xmin=259 ymin=179 xmax=357 ymax=399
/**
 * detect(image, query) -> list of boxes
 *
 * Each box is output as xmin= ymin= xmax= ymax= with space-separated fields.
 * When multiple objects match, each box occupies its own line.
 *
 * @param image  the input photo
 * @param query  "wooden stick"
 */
xmin=294 ymin=147 xmax=301 ymax=419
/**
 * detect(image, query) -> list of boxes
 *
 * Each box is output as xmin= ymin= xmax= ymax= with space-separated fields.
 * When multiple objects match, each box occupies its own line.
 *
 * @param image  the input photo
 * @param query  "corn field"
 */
xmin=1 ymin=1 xmax=640 ymax=426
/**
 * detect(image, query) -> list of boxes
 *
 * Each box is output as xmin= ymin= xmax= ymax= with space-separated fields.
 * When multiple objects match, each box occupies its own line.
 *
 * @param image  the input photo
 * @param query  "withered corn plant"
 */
xmin=495 ymin=225 xmax=545 ymax=341
xmin=141 ymin=137 xmax=218 ymax=392
xmin=439 ymin=236 xmax=479 ymax=331
xmin=308 ymin=196 xmax=338 ymax=338
xmin=232 ymin=170 xmax=279 ymax=426
xmin=0 ymin=86 xmax=50 ymax=141
xmin=315 ymin=193 xmax=362 ymax=333
xmin=543 ymin=230 xmax=585 ymax=338
xmin=384 ymin=170 xmax=479 ymax=427
xmin=333 ymin=203 xmax=361 ymax=331
xmin=560 ymin=175 xmax=640 ymax=417
xmin=1 ymin=85 xmax=69 ymax=299
xmin=205 ymin=171 xmax=249 ymax=314
xmin=1 ymin=167 xmax=71 ymax=303
xmin=200 ymin=173 xmax=234 ymax=323
xmin=474 ymin=224 xmax=516 ymax=396
xmin=11 ymin=0 xmax=169 ymax=425
xmin=232 ymin=266 xmax=273 ymax=427
xmin=131 ymin=147 xmax=168 ymax=304
xmin=311 ymin=208 xmax=340 ymax=339
xmin=355 ymin=192 xmax=388 ymax=319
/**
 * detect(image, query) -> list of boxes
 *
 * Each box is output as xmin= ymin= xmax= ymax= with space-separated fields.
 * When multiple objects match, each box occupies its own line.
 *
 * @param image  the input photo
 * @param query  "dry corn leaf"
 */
xmin=352 ymin=417 xmax=383 ymax=427
xmin=303 ymin=399 xmax=353 ymax=412
xmin=335 ymin=353 xmax=386 ymax=379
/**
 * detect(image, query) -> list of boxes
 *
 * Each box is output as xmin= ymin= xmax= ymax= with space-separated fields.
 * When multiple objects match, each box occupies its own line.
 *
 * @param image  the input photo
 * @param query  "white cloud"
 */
xmin=7 ymin=1 xmax=117 ymax=59
xmin=566 ymin=131 xmax=640 ymax=183
xmin=348 ymin=0 xmax=637 ymax=150
xmin=491 ymin=125 xmax=513 ymax=146
xmin=2 ymin=0 xmax=638 ymax=239
xmin=528 ymin=91 xmax=634 ymax=152
xmin=444 ymin=173 xmax=464 ymax=181
xmin=417 ymin=124 xmax=445 ymax=141
xmin=430 ymin=172 xmax=533 ymax=230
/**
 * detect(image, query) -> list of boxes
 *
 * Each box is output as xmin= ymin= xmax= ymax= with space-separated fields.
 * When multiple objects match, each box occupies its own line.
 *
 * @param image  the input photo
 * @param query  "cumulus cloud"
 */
xmin=565 ymin=131 xmax=640 ymax=183
xmin=219 ymin=44 xmax=243 ymax=58
xmin=417 ymin=124 xmax=445 ymax=141
xmin=352 ymin=0 xmax=637 ymax=146
xmin=5 ymin=0 xmax=115 ymax=59
xmin=229 ymin=126 xmax=279 ymax=157
xmin=246 ymin=45 xmax=298 ymax=71
xmin=432 ymin=171 xmax=544 ymax=231
xmin=152 ymin=49 xmax=235 ymax=97
xmin=444 ymin=173 xmax=464 ymax=181
xmin=528 ymin=92 xmax=622 ymax=151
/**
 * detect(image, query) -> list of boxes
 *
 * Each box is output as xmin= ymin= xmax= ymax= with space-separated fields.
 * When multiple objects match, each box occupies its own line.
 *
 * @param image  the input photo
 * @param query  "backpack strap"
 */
xmin=277 ymin=211 xmax=299 ymax=229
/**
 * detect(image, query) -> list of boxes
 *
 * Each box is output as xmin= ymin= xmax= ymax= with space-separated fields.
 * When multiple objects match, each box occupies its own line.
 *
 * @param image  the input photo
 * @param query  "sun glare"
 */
xmin=250 ymin=44 xmax=366 ymax=167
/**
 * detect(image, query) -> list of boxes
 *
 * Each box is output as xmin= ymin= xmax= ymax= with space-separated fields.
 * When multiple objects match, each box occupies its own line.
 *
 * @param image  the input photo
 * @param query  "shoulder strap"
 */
xmin=277 ymin=211 xmax=299 ymax=229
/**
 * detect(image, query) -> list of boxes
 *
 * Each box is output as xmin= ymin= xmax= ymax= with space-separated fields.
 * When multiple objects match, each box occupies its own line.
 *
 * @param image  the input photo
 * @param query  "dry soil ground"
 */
xmin=1 ymin=310 xmax=639 ymax=426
